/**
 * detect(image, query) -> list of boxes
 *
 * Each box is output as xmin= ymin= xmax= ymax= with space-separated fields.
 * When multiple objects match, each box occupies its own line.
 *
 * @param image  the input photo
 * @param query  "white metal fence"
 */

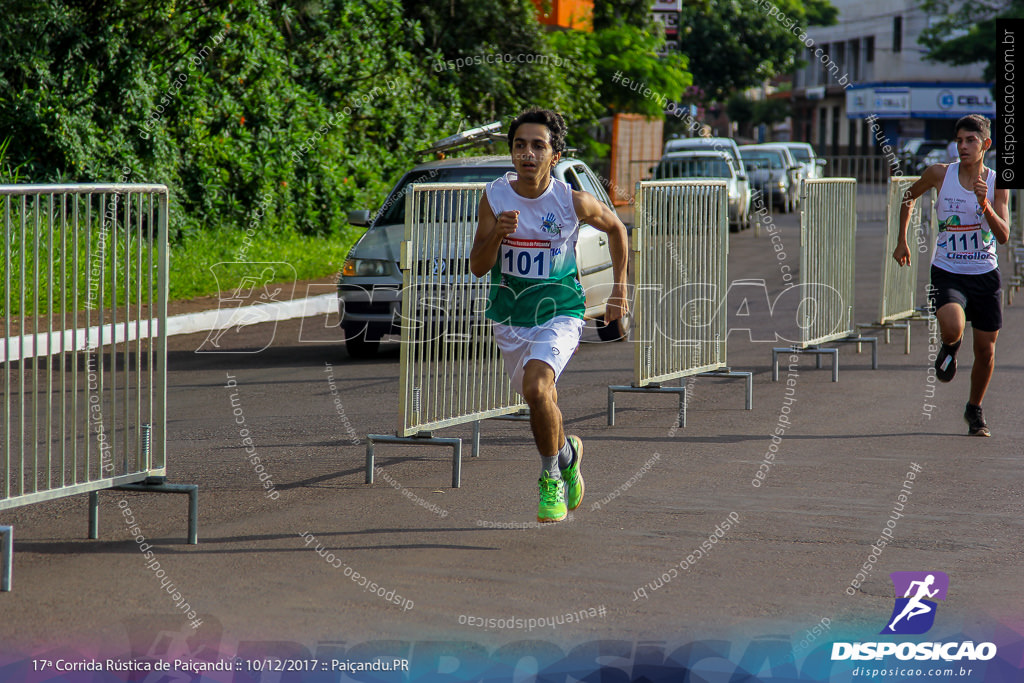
xmin=1 ymin=183 xmax=195 ymax=591
xmin=366 ymin=183 xmax=525 ymax=486
xmin=799 ymin=178 xmax=858 ymax=346
xmin=772 ymin=178 xmax=876 ymax=380
xmin=608 ymin=180 xmax=751 ymax=426
xmin=820 ymin=155 xmax=894 ymax=222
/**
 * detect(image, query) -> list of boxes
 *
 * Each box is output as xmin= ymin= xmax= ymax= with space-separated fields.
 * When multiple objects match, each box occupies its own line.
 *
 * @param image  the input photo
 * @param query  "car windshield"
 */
xmin=787 ymin=146 xmax=811 ymax=163
xmin=374 ymin=166 xmax=511 ymax=225
xmin=742 ymin=152 xmax=783 ymax=170
xmin=657 ymin=158 xmax=731 ymax=179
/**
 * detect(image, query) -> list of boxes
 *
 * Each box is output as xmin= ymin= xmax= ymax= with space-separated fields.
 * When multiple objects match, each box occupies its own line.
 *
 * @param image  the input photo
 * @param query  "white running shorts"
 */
xmin=492 ymin=316 xmax=584 ymax=395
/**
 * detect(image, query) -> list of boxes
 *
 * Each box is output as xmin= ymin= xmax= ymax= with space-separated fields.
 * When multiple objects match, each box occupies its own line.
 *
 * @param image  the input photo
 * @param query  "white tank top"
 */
xmin=932 ymin=162 xmax=997 ymax=274
xmin=483 ymin=172 xmax=584 ymax=326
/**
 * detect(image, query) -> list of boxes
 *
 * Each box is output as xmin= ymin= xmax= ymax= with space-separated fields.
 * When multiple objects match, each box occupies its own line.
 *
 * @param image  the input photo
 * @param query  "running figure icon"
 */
xmin=881 ymin=571 xmax=949 ymax=635
xmin=887 ymin=574 xmax=939 ymax=631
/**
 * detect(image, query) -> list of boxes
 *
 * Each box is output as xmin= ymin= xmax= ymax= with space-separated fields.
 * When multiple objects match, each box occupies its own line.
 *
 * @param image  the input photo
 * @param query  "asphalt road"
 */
xmin=2 ymin=207 xmax=1023 ymax=682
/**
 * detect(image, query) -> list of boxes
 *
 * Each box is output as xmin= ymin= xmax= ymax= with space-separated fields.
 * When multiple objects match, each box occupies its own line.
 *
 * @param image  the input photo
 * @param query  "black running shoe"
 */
xmin=935 ymin=339 xmax=961 ymax=382
xmin=964 ymin=403 xmax=990 ymax=437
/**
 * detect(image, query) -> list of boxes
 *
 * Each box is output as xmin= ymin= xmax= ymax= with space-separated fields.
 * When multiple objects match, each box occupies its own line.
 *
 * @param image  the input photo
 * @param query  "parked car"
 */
xmin=898 ymin=139 xmax=947 ymax=174
xmin=778 ymin=142 xmax=826 ymax=181
xmin=662 ymin=136 xmax=751 ymax=227
xmin=338 ymin=152 xmax=627 ymax=358
xmin=738 ymin=144 xmax=803 ymax=213
xmin=654 ymin=151 xmax=746 ymax=230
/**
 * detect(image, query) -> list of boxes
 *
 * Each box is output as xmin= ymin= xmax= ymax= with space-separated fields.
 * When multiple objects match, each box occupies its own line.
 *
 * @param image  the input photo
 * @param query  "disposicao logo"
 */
xmin=832 ymin=571 xmax=997 ymax=663
xmin=882 ymin=571 xmax=948 ymax=635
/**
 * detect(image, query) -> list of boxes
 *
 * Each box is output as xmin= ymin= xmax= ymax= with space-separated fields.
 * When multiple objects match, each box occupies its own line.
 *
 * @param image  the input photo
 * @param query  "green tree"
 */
xmin=678 ymin=0 xmax=837 ymax=100
xmin=0 ymin=0 xmax=458 ymax=239
xmin=918 ymin=0 xmax=1022 ymax=82
xmin=399 ymin=0 xmax=602 ymax=125
xmin=593 ymin=0 xmax=659 ymax=31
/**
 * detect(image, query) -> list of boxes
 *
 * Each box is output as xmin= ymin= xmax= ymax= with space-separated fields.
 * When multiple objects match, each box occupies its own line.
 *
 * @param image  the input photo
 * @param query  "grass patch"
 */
xmin=168 ymin=226 xmax=361 ymax=301
xmin=0 ymin=217 xmax=361 ymax=316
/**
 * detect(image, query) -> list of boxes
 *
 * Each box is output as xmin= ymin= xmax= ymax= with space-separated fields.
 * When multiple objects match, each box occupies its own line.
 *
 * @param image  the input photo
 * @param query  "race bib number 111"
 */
xmin=500 ymin=238 xmax=551 ymax=279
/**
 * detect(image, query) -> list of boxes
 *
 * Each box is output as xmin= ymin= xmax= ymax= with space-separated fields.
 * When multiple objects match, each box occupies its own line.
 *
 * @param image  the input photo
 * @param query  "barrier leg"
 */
xmin=771 ymin=348 xmax=793 ymax=381
xmin=607 ymin=385 xmax=689 ymax=427
xmin=472 ymin=421 xmax=481 ymax=458
xmin=88 ymin=491 xmax=100 ymax=540
xmin=114 ymin=483 xmax=200 ymax=544
xmin=365 ymin=434 xmax=464 ymax=488
xmin=452 ymin=440 xmax=462 ymax=489
xmin=366 ymin=438 xmax=376 ymax=484
xmin=678 ymin=389 xmax=687 ymax=429
xmin=695 ymin=369 xmax=755 ymax=411
xmin=0 ymin=526 xmax=11 ymax=592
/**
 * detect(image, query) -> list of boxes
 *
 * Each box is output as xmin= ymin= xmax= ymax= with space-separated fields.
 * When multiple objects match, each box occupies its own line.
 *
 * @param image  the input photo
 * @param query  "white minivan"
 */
xmin=662 ymin=136 xmax=751 ymax=228
xmin=339 ymin=154 xmax=628 ymax=358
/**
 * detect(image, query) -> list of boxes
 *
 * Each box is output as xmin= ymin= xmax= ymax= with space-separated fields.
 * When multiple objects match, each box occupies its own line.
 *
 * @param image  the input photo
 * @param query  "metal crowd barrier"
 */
xmin=608 ymin=180 xmax=752 ymax=426
xmin=0 ymin=184 xmax=197 ymax=591
xmin=771 ymin=178 xmax=877 ymax=381
xmin=821 ymin=155 xmax=893 ymax=222
xmin=856 ymin=178 xmax=937 ymax=351
xmin=1007 ymin=189 xmax=1024 ymax=305
xmin=366 ymin=183 xmax=525 ymax=487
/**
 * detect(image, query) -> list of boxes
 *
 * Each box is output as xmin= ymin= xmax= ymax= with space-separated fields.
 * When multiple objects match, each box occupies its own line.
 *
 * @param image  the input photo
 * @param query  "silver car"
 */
xmin=779 ymin=142 xmax=826 ymax=181
xmin=654 ymin=151 xmax=745 ymax=230
xmin=739 ymin=144 xmax=804 ymax=213
xmin=339 ymin=156 xmax=626 ymax=358
xmin=662 ymin=136 xmax=752 ymax=228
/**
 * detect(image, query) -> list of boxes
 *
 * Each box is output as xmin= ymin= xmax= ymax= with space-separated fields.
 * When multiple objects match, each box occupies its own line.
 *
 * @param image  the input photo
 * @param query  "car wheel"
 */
xmin=596 ymin=313 xmax=630 ymax=342
xmin=345 ymin=332 xmax=380 ymax=359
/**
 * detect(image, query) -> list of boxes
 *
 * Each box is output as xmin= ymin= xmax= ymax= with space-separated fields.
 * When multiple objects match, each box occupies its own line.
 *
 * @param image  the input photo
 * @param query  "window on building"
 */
xmin=893 ymin=16 xmax=902 ymax=53
xmin=819 ymin=43 xmax=830 ymax=83
xmin=831 ymin=105 xmax=841 ymax=157
xmin=865 ymin=36 xmax=875 ymax=62
xmin=849 ymin=39 xmax=860 ymax=80
xmin=818 ymin=107 xmax=827 ymax=152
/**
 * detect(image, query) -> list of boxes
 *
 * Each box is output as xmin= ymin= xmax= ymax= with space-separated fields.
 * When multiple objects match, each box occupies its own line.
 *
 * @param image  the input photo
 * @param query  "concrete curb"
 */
xmin=2 ymin=293 xmax=336 ymax=363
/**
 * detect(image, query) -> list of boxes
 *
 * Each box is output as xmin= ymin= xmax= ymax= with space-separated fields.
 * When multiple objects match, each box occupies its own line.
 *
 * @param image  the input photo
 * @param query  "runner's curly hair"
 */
xmin=507 ymin=107 xmax=567 ymax=156
xmin=955 ymin=114 xmax=991 ymax=141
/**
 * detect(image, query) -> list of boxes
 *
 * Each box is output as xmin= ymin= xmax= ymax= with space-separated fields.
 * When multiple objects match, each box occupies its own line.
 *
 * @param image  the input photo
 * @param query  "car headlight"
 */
xmin=342 ymin=258 xmax=393 ymax=277
xmin=776 ymin=179 xmax=786 ymax=188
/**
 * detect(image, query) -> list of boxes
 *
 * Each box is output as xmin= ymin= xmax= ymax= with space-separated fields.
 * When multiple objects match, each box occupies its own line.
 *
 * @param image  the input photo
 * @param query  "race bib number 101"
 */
xmin=500 ymin=238 xmax=551 ymax=279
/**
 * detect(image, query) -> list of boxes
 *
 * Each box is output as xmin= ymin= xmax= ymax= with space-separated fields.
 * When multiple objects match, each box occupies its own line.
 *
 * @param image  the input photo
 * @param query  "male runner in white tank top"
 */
xmin=894 ymin=115 xmax=1009 ymax=436
xmin=470 ymin=108 xmax=629 ymax=522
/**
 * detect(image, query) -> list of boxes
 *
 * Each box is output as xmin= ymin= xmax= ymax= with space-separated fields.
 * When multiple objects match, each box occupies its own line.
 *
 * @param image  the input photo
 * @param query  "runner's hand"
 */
xmin=974 ymin=168 xmax=988 ymax=206
xmin=495 ymin=210 xmax=518 ymax=237
xmin=892 ymin=241 xmax=911 ymax=267
xmin=605 ymin=283 xmax=629 ymax=322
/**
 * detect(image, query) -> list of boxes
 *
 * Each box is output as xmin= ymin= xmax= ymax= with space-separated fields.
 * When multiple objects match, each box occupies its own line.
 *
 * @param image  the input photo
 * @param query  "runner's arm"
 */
xmin=894 ymin=164 xmax=944 ymax=266
xmin=983 ymin=188 xmax=1010 ymax=245
xmin=470 ymin=194 xmax=517 ymax=277
xmin=573 ymin=190 xmax=629 ymax=322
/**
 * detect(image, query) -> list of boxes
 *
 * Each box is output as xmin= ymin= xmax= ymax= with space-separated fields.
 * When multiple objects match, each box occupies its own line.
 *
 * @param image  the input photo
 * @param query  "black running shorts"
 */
xmin=929 ymin=265 xmax=1002 ymax=332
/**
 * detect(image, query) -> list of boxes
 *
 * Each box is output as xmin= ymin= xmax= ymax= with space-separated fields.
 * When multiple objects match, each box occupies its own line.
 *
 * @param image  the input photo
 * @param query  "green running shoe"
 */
xmin=562 ymin=435 xmax=585 ymax=511
xmin=538 ymin=471 xmax=567 ymax=523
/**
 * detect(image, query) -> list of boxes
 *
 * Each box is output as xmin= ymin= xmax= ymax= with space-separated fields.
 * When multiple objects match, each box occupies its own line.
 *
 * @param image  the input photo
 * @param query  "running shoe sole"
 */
xmin=563 ymin=435 xmax=585 ymax=511
xmin=935 ymin=342 xmax=958 ymax=382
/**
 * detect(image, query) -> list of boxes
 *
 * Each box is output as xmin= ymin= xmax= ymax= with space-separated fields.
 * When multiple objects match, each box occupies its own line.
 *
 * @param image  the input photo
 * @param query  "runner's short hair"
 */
xmin=508 ymin=107 xmax=567 ymax=156
xmin=955 ymin=114 xmax=991 ymax=141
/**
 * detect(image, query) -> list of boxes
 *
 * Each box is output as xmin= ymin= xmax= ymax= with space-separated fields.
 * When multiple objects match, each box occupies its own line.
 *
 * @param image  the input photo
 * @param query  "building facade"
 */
xmin=791 ymin=0 xmax=993 ymax=156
